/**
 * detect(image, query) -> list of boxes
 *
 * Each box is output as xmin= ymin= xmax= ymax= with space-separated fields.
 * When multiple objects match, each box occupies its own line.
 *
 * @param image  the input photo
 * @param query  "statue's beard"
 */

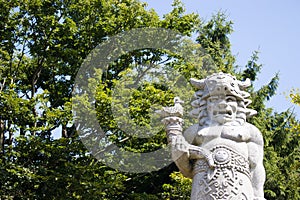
xmin=209 ymin=111 xmax=239 ymax=125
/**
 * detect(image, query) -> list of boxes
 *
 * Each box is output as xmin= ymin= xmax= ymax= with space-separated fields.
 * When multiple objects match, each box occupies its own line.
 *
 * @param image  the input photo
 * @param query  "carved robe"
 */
xmin=174 ymin=123 xmax=264 ymax=200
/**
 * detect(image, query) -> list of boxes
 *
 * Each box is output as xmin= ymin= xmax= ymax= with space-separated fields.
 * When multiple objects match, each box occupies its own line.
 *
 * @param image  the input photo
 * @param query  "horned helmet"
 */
xmin=189 ymin=72 xmax=257 ymax=125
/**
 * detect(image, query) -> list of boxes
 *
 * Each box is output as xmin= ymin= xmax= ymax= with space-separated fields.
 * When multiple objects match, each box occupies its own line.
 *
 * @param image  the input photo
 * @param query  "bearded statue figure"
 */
xmin=162 ymin=72 xmax=266 ymax=200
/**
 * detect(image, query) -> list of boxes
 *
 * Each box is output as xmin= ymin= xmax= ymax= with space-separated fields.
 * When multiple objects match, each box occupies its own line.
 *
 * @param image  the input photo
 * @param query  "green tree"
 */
xmin=1 ymin=0 xmax=299 ymax=199
xmin=0 ymin=0 xmax=200 ymax=199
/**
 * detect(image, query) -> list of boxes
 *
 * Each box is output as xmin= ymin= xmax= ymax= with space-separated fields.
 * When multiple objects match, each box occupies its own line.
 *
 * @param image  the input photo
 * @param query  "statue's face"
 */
xmin=207 ymin=95 xmax=238 ymax=125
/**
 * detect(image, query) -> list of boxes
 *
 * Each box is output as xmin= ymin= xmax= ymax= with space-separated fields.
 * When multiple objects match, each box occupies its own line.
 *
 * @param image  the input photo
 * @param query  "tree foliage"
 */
xmin=290 ymin=89 xmax=300 ymax=106
xmin=0 ymin=0 xmax=299 ymax=199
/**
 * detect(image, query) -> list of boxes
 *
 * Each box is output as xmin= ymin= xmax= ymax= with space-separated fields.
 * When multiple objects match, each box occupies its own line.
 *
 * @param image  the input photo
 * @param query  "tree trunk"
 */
xmin=0 ymin=120 xmax=5 ymax=155
xmin=62 ymin=124 xmax=68 ymax=138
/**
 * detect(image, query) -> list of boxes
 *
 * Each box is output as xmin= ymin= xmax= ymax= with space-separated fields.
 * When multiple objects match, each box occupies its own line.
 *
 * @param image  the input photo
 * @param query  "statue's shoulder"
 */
xmin=183 ymin=124 xmax=200 ymax=143
xmin=244 ymin=122 xmax=263 ymax=145
xmin=243 ymin=122 xmax=260 ymax=133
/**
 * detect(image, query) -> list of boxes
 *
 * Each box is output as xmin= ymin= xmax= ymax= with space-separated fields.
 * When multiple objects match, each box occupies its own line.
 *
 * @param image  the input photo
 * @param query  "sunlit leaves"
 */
xmin=290 ymin=88 xmax=300 ymax=106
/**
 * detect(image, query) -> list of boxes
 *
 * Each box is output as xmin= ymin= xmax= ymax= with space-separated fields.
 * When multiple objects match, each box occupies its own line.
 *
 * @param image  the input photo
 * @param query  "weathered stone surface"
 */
xmin=159 ymin=73 xmax=266 ymax=200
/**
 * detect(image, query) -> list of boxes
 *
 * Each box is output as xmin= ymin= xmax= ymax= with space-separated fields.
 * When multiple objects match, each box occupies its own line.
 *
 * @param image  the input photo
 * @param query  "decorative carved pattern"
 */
xmin=196 ymin=168 xmax=249 ymax=200
xmin=193 ymin=145 xmax=252 ymax=200
xmin=211 ymin=145 xmax=250 ymax=178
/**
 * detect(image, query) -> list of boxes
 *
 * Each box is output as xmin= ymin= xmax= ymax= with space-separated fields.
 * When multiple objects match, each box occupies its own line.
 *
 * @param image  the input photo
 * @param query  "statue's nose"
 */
xmin=218 ymin=100 xmax=227 ymax=109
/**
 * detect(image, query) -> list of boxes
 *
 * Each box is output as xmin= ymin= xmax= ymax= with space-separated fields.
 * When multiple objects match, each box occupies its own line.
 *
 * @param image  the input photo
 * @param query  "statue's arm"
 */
xmin=247 ymin=124 xmax=266 ymax=199
xmin=173 ymin=149 xmax=193 ymax=178
xmin=171 ymin=124 xmax=199 ymax=178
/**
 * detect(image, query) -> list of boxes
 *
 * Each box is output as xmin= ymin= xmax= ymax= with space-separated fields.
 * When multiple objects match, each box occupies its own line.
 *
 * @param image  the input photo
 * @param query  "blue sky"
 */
xmin=144 ymin=0 xmax=300 ymax=118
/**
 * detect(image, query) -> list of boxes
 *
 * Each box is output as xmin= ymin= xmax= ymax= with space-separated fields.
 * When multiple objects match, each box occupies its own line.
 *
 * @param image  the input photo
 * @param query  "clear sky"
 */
xmin=144 ymin=0 xmax=300 ymax=118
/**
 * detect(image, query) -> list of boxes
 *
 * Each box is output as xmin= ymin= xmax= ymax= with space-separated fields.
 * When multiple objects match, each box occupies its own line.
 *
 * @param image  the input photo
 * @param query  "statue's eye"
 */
xmin=209 ymin=97 xmax=218 ymax=102
xmin=226 ymin=96 xmax=236 ymax=102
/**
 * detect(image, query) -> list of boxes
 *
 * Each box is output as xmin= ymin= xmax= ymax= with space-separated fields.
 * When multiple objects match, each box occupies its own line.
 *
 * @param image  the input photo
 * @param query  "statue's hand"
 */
xmin=189 ymin=149 xmax=205 ymax=159
xmin=172 ymin=135 xmax=190 ymax=154
xmin=171 ymin=136 xmax=215 ymax=168
xmin=170 ymin=135 xmax=190 ymax=161
xmin=189 ymin=147 xmax=215 ymax=168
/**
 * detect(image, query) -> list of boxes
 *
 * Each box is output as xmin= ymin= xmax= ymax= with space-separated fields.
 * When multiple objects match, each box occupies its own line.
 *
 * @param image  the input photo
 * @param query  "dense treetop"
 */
xmin=0 ymin=0 xmax=299 ymax=199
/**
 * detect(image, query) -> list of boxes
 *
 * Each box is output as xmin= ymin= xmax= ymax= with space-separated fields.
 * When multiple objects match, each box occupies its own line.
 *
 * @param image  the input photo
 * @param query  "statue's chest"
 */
xmin=197 ymin=125 xmax=251 ymax=143
xmin=221 ymin=126 xmax=251 ymax=142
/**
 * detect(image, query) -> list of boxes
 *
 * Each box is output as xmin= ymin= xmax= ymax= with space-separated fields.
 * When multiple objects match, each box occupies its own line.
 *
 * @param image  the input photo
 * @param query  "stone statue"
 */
xmin=159 ymin=72 xmax=266 ymax=200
